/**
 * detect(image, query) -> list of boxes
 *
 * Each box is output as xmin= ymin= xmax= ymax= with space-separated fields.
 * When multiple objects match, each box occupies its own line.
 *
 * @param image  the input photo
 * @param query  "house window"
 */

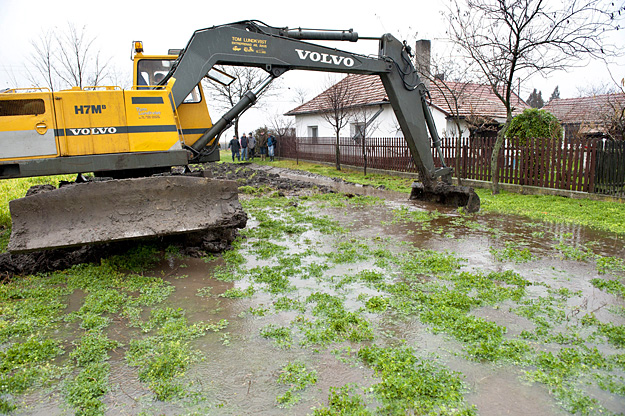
xmin=351 ymin=122 xmax=366 ymax=142
xmin=308 ymin=126 xmax=318 ymax=143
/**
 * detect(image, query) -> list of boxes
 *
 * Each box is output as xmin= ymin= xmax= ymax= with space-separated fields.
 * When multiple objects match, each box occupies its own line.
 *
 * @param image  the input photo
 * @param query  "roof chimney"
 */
xmin=414 ymin=39 xmax=431 ymax=88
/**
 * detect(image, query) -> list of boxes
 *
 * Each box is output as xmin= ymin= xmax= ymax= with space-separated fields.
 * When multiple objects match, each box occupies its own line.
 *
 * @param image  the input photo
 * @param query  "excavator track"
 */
xmin=7 ymin=175 xmax=247 ymax=253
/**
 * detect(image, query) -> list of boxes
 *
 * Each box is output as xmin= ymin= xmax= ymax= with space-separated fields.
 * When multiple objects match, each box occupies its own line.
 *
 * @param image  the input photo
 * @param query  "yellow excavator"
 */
xmin=0 ymin=20 xmax=479 ymax=253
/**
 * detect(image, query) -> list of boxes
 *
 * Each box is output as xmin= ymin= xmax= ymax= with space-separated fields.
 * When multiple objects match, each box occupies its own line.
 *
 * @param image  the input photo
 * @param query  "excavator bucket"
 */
xmin=7 ymin=176 xmax=247 ymax=253
xmin=410 ymin=182 xmax=481 ymax=213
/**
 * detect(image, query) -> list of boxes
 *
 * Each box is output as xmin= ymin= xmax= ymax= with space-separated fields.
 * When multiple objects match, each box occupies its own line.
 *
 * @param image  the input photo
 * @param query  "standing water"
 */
xmin=3 ymin=167 xmax=624 ymax=416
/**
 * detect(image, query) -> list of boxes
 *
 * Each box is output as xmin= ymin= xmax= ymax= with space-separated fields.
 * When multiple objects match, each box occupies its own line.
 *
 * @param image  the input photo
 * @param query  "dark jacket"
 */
xmin=240 ymin=136 xmax=248 ymax=148
xmin=268 ymin=135 xmax=276 ymax=147
xmin=228 ymin=138 xmax=240 ymax=152
xmin=258 ymin=135 xmax=268 ymax=148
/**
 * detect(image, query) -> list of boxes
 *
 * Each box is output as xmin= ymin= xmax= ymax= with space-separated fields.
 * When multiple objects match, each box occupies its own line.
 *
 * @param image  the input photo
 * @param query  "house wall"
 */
xmin=291 ymin=103 xmax=470 ymax=139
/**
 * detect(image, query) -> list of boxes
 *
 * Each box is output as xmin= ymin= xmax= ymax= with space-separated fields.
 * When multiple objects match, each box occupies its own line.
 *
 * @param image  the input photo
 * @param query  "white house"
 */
xmin=285 ymin=74 xmax=528 ymax=140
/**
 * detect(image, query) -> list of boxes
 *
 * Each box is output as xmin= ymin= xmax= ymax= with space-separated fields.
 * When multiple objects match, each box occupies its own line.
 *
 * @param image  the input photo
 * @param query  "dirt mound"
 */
xmin=410 ymin=182 xmax=480 ymax=213
xmin=0 ymin=163 xmax=335 ymax=277
xmin=196 ymin=162 xmax=337 ymax=194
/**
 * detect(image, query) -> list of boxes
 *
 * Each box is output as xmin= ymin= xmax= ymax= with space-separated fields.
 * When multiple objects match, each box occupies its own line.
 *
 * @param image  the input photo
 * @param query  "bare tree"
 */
xmin=604 ymin=96 xmax=625 ymax=141
xmin=577 ymin=82 xmax=625 ymax=141
xmin=269 ymin=114 xmax=295 ymax=159
xmin=106 ymin=64 xmax=132 ymax=89
xmin=319 ymin=75 xmax=357 ymax=171
xmin=204 ymin=66 xmax=281 ymax=139
xmin=350 ymin=105 xmax=382 ymax=176
xmin=290 ymin=86 xmax=310 ymax=106
xmin=446 ymin=0 xmax=624 ymax=193
xmin=27 ymin=23 xmax=110 ymax=91
xmin=27 ymin=30 xmax=56 ymax=90
xmin=606 ymin=76 xmax=625 ymax=141
xmin=56 ymin=24 xmax=108 ymax=88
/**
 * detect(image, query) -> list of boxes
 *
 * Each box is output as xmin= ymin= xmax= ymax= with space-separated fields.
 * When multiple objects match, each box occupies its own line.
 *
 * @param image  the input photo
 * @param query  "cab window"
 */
xmin=137 ymin=58 xmax=201 ymax=103
xmin=137 ymin=59 xmax=172 ymax=86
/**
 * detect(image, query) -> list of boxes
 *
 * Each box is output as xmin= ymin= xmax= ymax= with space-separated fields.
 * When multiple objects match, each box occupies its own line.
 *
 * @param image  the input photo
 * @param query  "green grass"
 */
xmin=1 ymin=157 xmax=624 ymax=414
xmin=276 ymin=360 xmax=318 ymax=407
xmin=477 ymin=189 xmax=625 ymax=235
xmin=357 ymin=345 xmax=476 ymax=415
xmin=220 ymin=151 xmax=625 ymax=236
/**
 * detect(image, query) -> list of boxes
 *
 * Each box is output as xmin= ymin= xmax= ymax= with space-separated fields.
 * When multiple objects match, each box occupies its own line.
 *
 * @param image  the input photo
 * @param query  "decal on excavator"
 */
xmin=294 ymin=49 xmax=354 ymax=67
xmin=231 ymin=36 xmax=268 ymax=55
xmin=67 ymin=127 xmax=118 ymax=135
xmin=74 ymin=105 xmax=106 ymax=114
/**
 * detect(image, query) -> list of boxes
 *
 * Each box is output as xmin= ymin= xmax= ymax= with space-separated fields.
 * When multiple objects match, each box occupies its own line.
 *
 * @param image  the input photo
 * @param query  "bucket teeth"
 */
xmin=8 ymin=176 xmax=247 ymax=253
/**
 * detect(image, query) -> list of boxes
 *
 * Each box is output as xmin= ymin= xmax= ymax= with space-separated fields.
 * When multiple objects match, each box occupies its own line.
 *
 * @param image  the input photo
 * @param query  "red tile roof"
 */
xmin=285 ymin=74 xmax=528 ymax=121
xmin=429 ymin=80 xmax=528 ymax=119
xmin=285 ymin=74 xmax=388 ymax=115
xmin=542 ymin=93 xmax=625 ymax=125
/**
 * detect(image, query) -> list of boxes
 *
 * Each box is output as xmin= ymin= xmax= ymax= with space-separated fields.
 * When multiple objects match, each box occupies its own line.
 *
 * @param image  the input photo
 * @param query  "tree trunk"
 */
xmin=362 ymin=139 xmax=367 ymax=176
xmin=455 ymin=136 xmax=462 ymax=186
xmin=490 ymin=122 xmax=510 ymax=194
xmin=454 ymin=121 xmax=463 ymax=186
xmin=335 ymin=134 xmax=341 ymax=171
xmin=234 ymin=118 xmax=240 ymax=140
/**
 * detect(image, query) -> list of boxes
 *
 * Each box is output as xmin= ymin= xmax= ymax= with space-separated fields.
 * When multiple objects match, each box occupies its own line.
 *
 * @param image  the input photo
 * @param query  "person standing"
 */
xmin=248 ymin=132 xmax=256 ymax=160
xmin=227 ymin=135 xmax=240 ymax=162
xmin=267 ymin=134 xmax=277 ymax=162
xmin=258 ymin=132 xmax=268 ymax=161
xmin=240 ymin=134 xmax=249 ymax=161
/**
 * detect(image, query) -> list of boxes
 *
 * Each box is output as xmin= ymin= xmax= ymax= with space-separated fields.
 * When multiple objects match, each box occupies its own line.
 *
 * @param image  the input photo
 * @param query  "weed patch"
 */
xmin=358 ymin=345 xmax=476 ymax=415
xmin=276 ymin=361 xmax=317 ymax=407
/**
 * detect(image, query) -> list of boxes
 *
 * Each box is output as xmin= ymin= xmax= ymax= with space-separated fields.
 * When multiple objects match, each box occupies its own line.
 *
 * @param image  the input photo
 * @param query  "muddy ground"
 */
xmin=2 ymin=161 xmax=625 ymax=415
xmin=0 ymin=163 xmax=346 ymax=276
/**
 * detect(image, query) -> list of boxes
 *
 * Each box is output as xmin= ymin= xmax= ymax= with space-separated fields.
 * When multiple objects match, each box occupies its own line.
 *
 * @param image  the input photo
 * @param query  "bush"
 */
xmin=506 ymin=108 xmax=563 ymax=144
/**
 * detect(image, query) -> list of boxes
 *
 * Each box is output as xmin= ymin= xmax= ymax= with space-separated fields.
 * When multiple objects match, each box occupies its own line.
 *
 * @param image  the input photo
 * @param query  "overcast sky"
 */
xmin=1 ymin=0 xmax=623 ymax=132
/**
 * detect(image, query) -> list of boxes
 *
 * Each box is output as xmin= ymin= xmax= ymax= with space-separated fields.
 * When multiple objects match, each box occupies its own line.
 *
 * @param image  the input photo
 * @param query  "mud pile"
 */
xmin=196 ymin=162 xmax=337 ymax=194
xmin=0 ymin=163 xmax=336 ymax=277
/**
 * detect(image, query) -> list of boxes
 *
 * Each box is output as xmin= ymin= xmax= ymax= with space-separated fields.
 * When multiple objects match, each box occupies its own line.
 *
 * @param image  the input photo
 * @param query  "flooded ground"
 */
xmin=2 ymin=165 xmax=625 ymax=415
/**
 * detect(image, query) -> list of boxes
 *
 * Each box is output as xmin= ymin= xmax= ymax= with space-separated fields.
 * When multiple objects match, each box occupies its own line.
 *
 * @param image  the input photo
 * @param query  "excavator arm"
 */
xmin=163 ymin=21 xmax=452 ymax=185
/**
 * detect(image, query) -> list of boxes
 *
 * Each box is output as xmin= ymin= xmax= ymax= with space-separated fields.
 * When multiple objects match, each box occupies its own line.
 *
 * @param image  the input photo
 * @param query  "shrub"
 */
xmin=506 ymin=108 xmax=563 ymax=144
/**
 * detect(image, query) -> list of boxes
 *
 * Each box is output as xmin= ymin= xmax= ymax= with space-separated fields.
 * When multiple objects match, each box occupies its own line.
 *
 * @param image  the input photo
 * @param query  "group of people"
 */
xmin=227 ymin=132 xmax=277 ymax=162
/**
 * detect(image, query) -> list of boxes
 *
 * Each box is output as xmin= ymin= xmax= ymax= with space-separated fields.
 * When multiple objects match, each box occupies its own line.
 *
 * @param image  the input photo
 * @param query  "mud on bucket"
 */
xmin=410 ymin=182 xmax=480 ymax=213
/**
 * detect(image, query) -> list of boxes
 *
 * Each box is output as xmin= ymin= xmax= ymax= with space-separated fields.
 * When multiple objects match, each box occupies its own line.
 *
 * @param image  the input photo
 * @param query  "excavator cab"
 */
xmin=132 ymin=43 xmax=218 ymax=162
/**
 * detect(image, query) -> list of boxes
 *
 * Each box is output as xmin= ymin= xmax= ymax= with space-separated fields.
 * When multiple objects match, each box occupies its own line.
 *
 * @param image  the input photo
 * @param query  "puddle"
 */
xmin=10 ymin=175 xmax=625 ymax=415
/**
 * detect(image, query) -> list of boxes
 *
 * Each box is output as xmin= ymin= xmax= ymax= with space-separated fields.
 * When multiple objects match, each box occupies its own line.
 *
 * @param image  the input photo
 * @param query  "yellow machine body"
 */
xmin=56 ymin=86 xmax=183 ymax=156
xmin=0 ymin=48 xmax=215 ymax=178
xmin=1 ymin=45 xmax=233 ymax=254
xmin=0 ymin=89 xmax=59 ymax=161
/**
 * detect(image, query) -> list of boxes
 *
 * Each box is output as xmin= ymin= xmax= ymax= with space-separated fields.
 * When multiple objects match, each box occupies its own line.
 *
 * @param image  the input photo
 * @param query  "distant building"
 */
xmin=285 ymin=74 xmax=528 ymax=139
xmin=543 ymin=93 xmax=625 ymax=141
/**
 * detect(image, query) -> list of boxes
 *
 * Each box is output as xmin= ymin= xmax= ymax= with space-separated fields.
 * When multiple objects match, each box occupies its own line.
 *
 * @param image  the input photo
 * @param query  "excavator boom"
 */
xmin=165 ymin=21 xmax=478 ymax=210
xmin=165 ymin=21 xmax=442 ymax=182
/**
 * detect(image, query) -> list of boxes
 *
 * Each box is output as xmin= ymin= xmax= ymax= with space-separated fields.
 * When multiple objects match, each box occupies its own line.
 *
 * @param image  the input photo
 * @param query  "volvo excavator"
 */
xmin=0 ymin=20 xmax=479 ymax=253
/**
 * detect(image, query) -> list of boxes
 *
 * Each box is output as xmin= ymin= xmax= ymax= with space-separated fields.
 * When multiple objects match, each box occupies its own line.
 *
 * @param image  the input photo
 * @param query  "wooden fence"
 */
xmin=277 ymin=136 xmax=625 ymax=197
